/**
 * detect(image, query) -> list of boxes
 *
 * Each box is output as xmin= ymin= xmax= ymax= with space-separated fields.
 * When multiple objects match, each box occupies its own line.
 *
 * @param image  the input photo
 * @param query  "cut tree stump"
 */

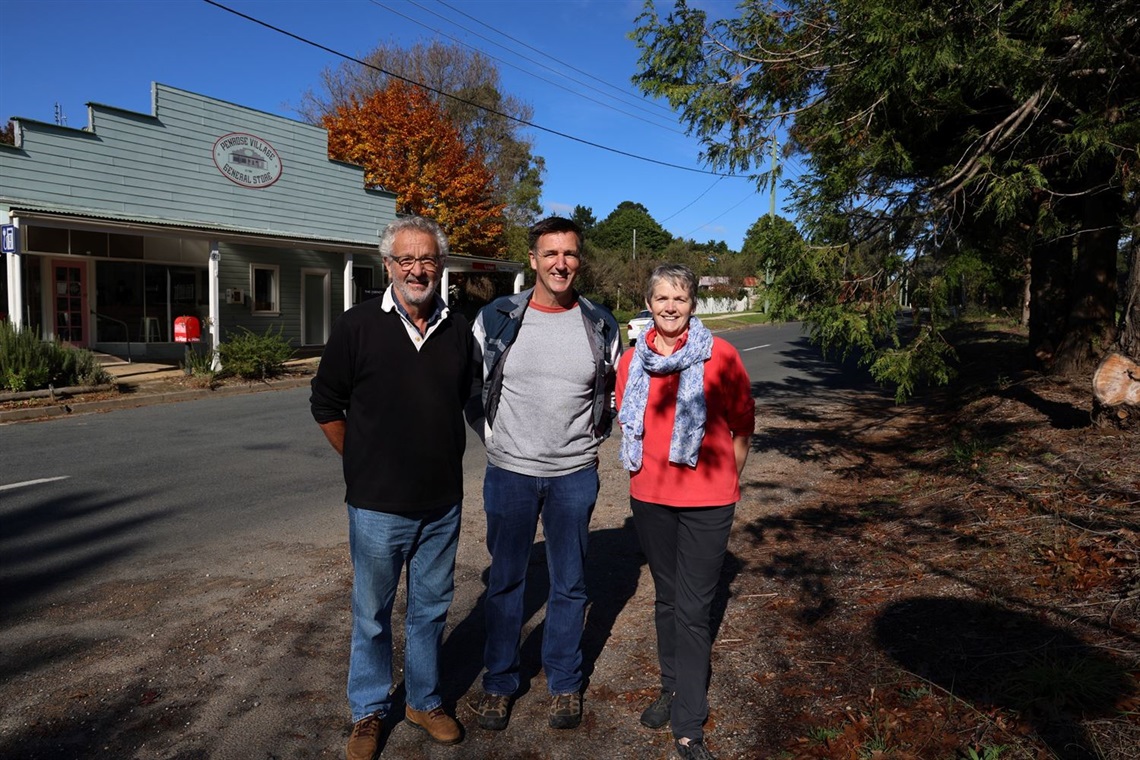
xmin=1092 ymin=352 xmax=1140 ymax=429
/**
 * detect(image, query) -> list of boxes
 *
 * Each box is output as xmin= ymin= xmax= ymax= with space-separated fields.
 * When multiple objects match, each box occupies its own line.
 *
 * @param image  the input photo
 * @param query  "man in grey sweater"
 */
xmin=468 ymin=216 xmax=622 ymax=731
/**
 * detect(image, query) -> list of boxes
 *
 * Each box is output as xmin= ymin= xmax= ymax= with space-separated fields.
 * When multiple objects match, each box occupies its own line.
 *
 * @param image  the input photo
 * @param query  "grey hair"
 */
xmin=645 ymin=263 xmax=698 ymax=303
xmin=378 ymin=216 xmax=449 ymax=259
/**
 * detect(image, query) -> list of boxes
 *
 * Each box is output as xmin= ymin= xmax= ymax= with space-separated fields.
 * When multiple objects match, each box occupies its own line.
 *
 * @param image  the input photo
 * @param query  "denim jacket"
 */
xmin=467 ymin=288 xmax=622 ymax=442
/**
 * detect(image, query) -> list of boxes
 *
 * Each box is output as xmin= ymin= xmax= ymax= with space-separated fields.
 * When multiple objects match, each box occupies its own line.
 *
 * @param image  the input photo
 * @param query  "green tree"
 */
xmin=591 ymin=201 xmax=674 ymax=255
xmin=633 ymin=0 xmax=1140 ymax=398
xmin=571 ymin=205 xmax=597 ymax=235
xmin=741 ymin=215 xmax=804 ymax=272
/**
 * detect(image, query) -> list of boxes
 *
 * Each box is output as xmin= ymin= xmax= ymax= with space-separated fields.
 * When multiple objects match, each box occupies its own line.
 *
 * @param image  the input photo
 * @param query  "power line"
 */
xmin=659 ymin=177 xmax=724 ymax=223
xmin=369 ymin=0 xmax=686 ymax=134
xmin=428 ymin=0 xmax=679 ymax=121
xmin=683 ymin=192 xmax=759 ymax=239
xmin=203 ymin=0 xmax=742 ymax=178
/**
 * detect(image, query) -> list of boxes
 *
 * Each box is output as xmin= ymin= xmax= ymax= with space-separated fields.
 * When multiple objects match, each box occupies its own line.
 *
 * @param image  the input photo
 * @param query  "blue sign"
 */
xmin=1 ymin=224 xmax=15 ymax=254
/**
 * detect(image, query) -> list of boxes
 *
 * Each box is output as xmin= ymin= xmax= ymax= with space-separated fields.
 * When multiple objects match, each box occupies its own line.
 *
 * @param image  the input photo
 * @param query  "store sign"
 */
xmin=212 ymin=132 xmax=283 ymax=189
xmin=1 ymin=224 xmax=15 ymax=255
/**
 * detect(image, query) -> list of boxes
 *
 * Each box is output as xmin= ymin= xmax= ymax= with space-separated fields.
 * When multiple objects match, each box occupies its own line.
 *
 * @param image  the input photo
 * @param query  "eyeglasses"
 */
xmin=387 ymin=255 xmax=441 ymax=272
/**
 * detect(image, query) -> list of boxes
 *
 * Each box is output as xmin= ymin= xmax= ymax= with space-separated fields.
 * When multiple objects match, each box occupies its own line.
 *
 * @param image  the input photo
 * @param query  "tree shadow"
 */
xmin=874 ymin=596 xmax=1136 ymax=760
xmin=999 ymin=384 xmax=1091 ymax=429
xmin=442 ymin=513 xmax=736 ymax=703
xmin=439 ymin=542 xmax=555 ymax=706
xmin=0 ymin=668 xmax=206 ymax=758
xmin=581 ymin=516 xmax=646 ymax=687
xmin=1 ymin=488 xmax=165 ymax=622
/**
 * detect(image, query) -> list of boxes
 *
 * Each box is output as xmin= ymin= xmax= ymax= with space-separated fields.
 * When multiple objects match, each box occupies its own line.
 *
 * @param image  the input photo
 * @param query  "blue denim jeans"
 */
xmin=482 ymin=463 xmax=599 ymax=696
xmin=346 ymin=502 xmax=460 ymax=722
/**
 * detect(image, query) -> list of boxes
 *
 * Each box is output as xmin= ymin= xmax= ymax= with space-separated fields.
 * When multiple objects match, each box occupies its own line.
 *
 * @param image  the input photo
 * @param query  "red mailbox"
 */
xmin=174 ymin=316 xmax=201 ymax=343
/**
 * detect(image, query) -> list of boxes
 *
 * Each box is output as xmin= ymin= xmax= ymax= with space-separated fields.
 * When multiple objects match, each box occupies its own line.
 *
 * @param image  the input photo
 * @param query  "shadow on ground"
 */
xmin=875 ymin=597 xmax=1136 ymax=760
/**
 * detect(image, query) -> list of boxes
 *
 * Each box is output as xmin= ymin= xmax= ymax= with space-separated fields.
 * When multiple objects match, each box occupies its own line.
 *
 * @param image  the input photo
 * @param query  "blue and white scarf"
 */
xmin=619 ymin=317 xmax=713 ymax=471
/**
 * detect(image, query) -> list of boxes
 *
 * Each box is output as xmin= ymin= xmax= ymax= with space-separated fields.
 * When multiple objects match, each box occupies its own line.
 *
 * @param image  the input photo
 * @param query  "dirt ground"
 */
xmin=2 ymin=324 xmax=1138 ymax=759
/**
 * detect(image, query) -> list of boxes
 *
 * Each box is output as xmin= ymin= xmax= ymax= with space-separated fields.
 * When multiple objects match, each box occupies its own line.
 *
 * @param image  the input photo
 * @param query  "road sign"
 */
xmin=1 ymin=224 xmax=15 ymax=254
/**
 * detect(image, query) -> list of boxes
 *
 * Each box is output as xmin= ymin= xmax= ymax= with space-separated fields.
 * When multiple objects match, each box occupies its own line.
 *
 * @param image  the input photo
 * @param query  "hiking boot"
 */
xmin=405 ymin=706 xmax=462 ymax=745
xmin=345 ymin=713 xmax=383 ymax=760
xmin=548 ymin=691 xmax=582 ymax=729
xmin=472 ymin=691 xmax=511 ymax=731
xmin=675 ymin=738 xmax=716 ymax=760
xmin=640 ymin=688 xmax=673 ymax=729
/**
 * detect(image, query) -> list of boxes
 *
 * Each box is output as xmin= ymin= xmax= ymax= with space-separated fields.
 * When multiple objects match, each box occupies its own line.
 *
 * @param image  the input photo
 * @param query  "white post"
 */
xmin=513 ymin=270 xmax=524 ymax=294
xmin=208 ymin=241 xmax=221 ymax=370
xmin=441 ymin=264 xmax=450 ymax=306
xmin=6 ymin=216 xmax=25 ymax=330
xmin=343 ymin=253 xmax=354 ymax=311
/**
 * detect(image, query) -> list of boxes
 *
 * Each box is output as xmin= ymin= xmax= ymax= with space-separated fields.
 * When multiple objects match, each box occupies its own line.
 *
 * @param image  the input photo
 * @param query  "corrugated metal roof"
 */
xmin=4 ymin=200 xmax=378 ymax=250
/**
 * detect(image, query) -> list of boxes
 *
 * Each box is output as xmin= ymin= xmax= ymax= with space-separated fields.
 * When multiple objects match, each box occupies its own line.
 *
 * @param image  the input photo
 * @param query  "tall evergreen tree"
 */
xmin=634 ymin=0 xmax=1140 ymax=398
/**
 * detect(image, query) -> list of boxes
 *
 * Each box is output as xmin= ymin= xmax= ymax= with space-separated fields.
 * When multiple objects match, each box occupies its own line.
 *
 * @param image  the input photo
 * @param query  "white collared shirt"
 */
xmin=380 ymin=286 xmax=449 ymax=352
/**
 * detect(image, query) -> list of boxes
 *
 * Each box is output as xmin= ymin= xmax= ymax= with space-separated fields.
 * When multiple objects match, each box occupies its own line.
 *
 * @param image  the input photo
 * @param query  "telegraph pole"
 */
xmin=769 ymin=133 xmax=778 ymax=220
xmin=765 ymin=134 xmax=778 ymax=313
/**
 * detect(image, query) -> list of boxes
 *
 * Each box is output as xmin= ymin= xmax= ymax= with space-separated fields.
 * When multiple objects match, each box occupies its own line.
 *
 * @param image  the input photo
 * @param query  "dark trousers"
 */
xmin=631 ymin=497 xmax=735 ymax=741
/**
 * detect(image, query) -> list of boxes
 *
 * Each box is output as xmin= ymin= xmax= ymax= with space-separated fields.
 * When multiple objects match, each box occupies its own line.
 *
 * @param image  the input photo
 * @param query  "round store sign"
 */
xmin=212 ymin=132 xmax=283 ymax=188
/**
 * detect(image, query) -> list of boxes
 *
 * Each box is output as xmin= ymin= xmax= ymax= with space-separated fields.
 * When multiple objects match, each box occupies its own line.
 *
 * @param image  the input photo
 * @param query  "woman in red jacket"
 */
xmin=616 ymin=263 xmax=755 ymax=760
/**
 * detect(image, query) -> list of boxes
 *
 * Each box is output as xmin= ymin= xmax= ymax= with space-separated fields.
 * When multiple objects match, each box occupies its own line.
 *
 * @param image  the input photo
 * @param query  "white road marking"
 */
xmin=0 ymin=476 xmax=71 ymax=492
xmin=741 ymin=344 xmax=771 ymax=352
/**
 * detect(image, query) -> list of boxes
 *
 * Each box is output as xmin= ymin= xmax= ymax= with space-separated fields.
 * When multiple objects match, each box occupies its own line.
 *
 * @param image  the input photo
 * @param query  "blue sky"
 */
xmin=1 ymin=0 xmax=798 ymax=251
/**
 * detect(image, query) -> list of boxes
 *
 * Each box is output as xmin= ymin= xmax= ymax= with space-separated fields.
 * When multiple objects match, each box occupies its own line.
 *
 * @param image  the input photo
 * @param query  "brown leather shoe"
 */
xmin=405 ymin=705 xmax=462 ymax=745
xmin=345 ymin=713 xmax=383 ymax=760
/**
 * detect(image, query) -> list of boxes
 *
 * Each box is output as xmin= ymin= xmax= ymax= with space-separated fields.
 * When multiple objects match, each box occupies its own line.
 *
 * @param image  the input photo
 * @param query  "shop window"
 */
xmin=109 ymin=233 xmax=144 ymax=259
xmin=251 ymin=264 xmax=279 ymax=314
xmin=26 ymin=226 xmax=69 ymax=254
xmin=71 ymin=229 xmax=108 ymax=257
xmin=352 ymin=265 xmax=374 ymax=304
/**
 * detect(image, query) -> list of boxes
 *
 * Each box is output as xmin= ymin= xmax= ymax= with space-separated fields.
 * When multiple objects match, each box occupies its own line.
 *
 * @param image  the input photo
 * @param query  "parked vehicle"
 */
xmin=626 ymin=309 xmax=653 ymax=345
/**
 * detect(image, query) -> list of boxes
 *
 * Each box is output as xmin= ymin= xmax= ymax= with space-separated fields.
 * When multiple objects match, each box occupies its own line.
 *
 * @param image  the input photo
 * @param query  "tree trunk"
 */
xmin=1021 ymin=254 xmax=1031 ymax=327
xmin=1027 ymin=235 xmax=1073 ymax=369
xmin=1117 ymin=205 xmax=1140 ymax=360
xmin=1052 ymin=184 xmax=1121 ymax=377
xmin=1092 ymin=352 xmax=1140 ymax=429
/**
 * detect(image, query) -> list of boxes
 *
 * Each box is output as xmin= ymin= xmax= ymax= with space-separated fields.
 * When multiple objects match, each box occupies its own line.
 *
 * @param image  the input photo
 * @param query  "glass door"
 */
xmin=52 ymin=260 xmax=88 ymax=346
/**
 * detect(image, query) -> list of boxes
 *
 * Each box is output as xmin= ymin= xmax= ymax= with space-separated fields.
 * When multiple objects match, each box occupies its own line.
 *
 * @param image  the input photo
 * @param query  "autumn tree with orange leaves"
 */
xmin=323 ymin=80 xmax=505 ymax=258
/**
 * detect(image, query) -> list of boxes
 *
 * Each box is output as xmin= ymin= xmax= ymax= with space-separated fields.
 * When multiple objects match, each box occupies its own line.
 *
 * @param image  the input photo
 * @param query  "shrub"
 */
xmin=0 ymin=320 xmax=110 ymax=392
xmin=180 ymin=344 xmax=219 ymax=388
xmin=216 ymin=325 xmax=295 ymax=380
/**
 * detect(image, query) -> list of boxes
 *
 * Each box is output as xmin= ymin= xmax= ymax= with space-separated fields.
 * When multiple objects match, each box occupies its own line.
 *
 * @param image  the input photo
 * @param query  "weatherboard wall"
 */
xmin=0 ymin=83 xmax=396 ymax=243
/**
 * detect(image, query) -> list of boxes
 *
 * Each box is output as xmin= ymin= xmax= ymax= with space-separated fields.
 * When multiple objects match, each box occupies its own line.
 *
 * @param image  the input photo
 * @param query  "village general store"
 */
xmin=1 ymin=83 xmax=522 ymax=361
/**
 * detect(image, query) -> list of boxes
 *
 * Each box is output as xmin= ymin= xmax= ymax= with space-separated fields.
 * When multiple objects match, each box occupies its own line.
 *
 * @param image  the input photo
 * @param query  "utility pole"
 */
xmin=769 ymin=133 xmax=778 ymax=220
xmin=54 ymin=102 xmax=66 ymax=126
xmin=765 ymin=133 xmax=778 ymax=313
xmin=632 ymin=228 xmax=637 ymax=261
